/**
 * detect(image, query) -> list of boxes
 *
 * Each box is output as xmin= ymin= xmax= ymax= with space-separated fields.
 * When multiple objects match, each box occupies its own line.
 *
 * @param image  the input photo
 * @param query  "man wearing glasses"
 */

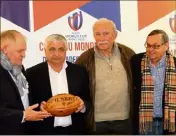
xmin=131 ymin=29 xmax=176 ymax=135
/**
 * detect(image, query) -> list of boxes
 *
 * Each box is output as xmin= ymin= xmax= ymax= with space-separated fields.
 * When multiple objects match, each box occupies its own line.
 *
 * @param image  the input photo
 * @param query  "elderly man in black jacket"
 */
xmin=0 ymin=30 xmax=50 ymax=134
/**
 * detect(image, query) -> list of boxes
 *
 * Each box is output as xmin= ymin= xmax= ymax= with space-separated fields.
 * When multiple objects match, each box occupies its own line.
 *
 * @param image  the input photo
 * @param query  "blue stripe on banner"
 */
xmin=1 ymin=1 xmax=30 ymax=31
xmin=80 ymin=1 xmax=121 ymax=31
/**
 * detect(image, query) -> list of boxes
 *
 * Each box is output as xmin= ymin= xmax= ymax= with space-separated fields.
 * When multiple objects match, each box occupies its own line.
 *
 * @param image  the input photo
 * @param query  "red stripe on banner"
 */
xmin=33 ymin=1 xmax=90 ymax=31
xmin=138 ymin=0 xmax=176 ymax=30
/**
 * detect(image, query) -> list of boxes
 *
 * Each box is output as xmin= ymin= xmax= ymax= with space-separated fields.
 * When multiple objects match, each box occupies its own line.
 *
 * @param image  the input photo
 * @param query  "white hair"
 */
xmin=93 ymin=18 xmax=117 ymax=32
xmin=44 ymin=34 xmax=67 ymax=49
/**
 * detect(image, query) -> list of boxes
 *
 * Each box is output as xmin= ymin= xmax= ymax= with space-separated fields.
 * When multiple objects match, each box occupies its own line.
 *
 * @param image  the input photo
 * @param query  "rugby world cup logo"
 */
xmin=169 ymin=14 xmax=176 ymax=33
xmin=68 ymin=11 xmax=83 ymax=31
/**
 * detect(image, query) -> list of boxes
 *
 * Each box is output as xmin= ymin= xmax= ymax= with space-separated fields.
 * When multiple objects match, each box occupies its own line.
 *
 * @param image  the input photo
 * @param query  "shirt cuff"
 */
xmin=80 ymin=106 xmax=86 ymax=113
xmin=21 ymin=111 xmax=25 ymax=123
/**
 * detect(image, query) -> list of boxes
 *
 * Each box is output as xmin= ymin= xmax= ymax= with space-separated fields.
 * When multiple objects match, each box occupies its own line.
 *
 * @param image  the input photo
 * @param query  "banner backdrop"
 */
xmin=1 ymin=1 xmax=176 ymax=69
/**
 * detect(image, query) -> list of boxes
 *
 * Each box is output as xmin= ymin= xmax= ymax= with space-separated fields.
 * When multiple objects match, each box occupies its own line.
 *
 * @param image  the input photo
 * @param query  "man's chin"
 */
xmin=147 ymin=54 xmax=155 ymax=59
xmin=148 ymin=56 xmax=158 ymax=63
xmin=149 ymin=55 xmax=156 ymax=58
xmin=97 ymin=46 xmax=109 ymax=50
xmin=13 ymin=63 xmax=22 ymax=66
xmin=52 ymin=61 xmax=64 ymax=65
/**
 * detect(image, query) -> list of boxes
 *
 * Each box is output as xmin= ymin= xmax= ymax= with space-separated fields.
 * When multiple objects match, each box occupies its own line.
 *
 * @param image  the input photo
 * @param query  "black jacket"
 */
xmin=0 ymin=65 xmax=33 ymax=134
xmin=26 ymin=61 xmax=92 ymax=134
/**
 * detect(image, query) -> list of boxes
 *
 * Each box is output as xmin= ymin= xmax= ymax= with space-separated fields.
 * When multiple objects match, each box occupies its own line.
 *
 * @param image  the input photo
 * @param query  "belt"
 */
xmin=153 ymin=117 xmax=163 ymax=121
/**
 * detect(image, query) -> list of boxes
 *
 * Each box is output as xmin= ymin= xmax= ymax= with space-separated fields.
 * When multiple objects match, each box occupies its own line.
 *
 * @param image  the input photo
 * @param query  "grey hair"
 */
xmin=148 ymin=29 xmax=169 ymax=44
xmin=93 ymin=18 xmax=117 ymax=32
xmin=44 ymin=34 xmax=67 ymax=49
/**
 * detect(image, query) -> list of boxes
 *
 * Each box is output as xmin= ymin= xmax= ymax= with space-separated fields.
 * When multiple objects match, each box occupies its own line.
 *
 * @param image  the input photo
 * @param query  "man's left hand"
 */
xmin=75 ymin=96 xmax=86 ymax=113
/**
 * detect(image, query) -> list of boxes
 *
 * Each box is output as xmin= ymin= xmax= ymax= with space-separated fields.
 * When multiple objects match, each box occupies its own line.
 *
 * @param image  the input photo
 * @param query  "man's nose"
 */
xmin=147 ymin=46 xmax=155 ymax=52
xmin=54 ymin=50 xmax=60 ymax=56
xmin=99 ymin=34 xmax=106 ymax=41
xmin=21 ymin=51 xmax=26 ymax=57
xmin=149 ymin=47 xmax=154 ymax=51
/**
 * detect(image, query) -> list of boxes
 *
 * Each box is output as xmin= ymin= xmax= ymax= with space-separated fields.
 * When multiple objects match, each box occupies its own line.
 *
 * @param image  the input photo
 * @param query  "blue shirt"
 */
xmin=150 ymin=54 xmax=166 ymax=117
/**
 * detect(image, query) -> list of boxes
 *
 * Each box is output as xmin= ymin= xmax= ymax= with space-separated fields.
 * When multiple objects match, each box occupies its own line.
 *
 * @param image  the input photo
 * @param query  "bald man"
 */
xmin=0 ymin=30 xmax=50 ymax=134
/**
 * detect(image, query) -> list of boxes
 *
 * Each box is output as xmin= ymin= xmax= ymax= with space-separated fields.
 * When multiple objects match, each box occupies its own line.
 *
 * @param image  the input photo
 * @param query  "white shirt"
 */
xmin=48 ymin=61 xmax=72 ymax=127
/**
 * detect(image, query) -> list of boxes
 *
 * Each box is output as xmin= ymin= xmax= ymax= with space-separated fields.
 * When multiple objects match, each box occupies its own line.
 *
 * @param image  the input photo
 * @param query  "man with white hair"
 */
xmin=0 ymin=30 xmax=50 ymax=134
xmin=26 ymin=34 xmax=91 ymax=134
xmin=76 ymin=18 xmax=135 ymax=134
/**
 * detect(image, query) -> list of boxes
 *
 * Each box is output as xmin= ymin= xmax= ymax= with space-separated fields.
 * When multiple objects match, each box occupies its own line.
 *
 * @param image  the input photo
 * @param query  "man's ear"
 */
xmin=1 ymin=44 xmax=8 ymax=54
xmin=114 ymin=30 xmax=118 ymax=40
xmin=165 ymin=42 xmax=169 ymax=51
xmin=44 ymin=48 xmax=46 ymax=54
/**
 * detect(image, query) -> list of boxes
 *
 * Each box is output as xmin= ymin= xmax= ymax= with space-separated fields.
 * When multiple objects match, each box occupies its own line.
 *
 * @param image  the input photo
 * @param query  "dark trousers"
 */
xmin=139 ymin=118 xmax=163 ymax=135
xmin=39 ymin=125 xmax=87 ymax=135
xmin=93 ymin=118 xmax=132 ymax=135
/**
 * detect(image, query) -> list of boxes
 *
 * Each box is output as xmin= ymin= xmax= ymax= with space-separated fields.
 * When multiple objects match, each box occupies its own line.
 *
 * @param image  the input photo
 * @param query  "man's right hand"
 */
xmin=24 ymin=103 xmax=51 ymax=121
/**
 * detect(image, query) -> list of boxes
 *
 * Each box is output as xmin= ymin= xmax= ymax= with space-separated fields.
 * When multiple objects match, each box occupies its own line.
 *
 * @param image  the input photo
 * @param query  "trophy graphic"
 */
xmin=169 ymin=14 xmax=176 ymax=33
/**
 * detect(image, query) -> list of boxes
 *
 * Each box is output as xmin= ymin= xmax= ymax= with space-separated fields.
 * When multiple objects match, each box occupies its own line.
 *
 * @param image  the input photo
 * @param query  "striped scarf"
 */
xmin=139 ymin=53 xmax=176 ymax=133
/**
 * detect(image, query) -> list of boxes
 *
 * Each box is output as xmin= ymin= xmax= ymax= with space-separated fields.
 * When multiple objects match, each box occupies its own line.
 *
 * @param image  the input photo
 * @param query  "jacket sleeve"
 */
xmin=0 ymin=105 xmax=23 ymax=123
xmin=0 ymin=70 xmax=24 ymax=123
xmin=80 ymin=67 xmax=92 ymax=115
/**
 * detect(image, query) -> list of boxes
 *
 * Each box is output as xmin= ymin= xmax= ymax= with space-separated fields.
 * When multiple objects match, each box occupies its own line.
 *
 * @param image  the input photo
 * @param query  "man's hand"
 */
xmin=24 ymin=103 xmax=51 ymax=121
xmin=75 ymin=96 xmax=85 ymax=113
xmin=40 ymin=101 xmax=47 ymax=112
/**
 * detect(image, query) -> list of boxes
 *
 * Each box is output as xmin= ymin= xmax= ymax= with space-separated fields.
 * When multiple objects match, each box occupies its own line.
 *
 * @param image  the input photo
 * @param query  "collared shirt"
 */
xmin=94 ymin=42 xmax=119 ymax=59
xmin=48 ymin=61 xmax=73 ymax=127
xmin=150 ymin=54 xmax=166 ymax=117
xmin=94 ymin=42 xmax=120 ymax=70
xmin=48 ymin=61 xmax=68 ymax=96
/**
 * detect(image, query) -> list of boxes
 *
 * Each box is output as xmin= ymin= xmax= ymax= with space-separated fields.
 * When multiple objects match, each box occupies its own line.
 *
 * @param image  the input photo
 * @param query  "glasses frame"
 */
xmin=144 ymin=42 xmax=165 ymax=49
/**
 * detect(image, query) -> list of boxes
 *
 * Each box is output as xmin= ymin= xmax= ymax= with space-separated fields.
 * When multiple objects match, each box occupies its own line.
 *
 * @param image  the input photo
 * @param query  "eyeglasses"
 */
xmin=144 ymin=42 xmax=164 ymax=49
